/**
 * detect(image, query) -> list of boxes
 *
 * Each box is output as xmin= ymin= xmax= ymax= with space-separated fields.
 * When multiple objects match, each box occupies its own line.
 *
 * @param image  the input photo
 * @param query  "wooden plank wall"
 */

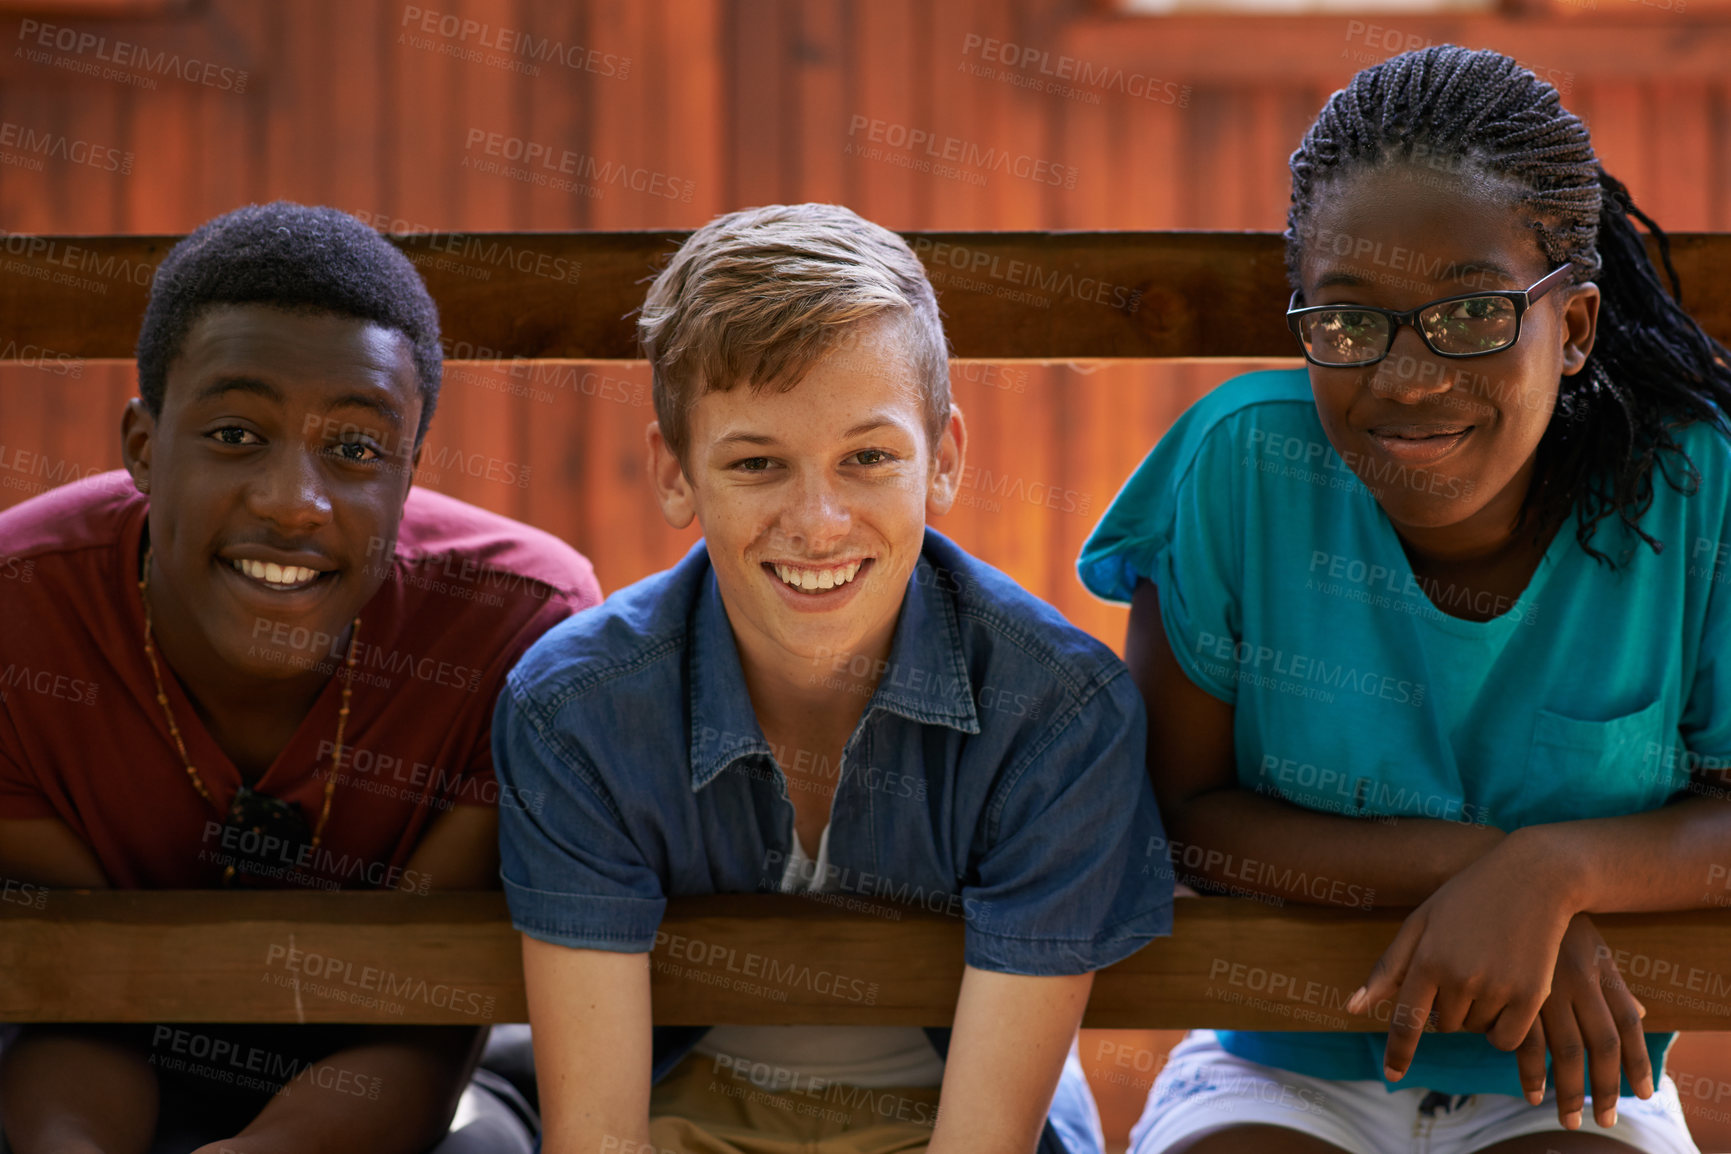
xmin=5 ymin=0 xmax=1728 ymax=647
xmin=4 ymin=3 xmax=1731 ymax=1145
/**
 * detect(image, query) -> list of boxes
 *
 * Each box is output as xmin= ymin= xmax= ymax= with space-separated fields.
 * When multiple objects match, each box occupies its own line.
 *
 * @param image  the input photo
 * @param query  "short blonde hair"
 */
xmin=639 ymin=203 xmax=950 ymax=464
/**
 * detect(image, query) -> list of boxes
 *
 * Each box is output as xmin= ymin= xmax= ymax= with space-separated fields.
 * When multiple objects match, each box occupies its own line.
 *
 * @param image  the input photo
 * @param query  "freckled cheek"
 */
xmin=747 ymin=505 xmax=813 ymax=560
xmin=866 ymin=481 xmax=921 ymax=521
xmin=741 ymin=517 xmax=786 ymax=556
xmin=858 ymin=483 xmax=925 ymax=537
xmin=712 ymin=489 xmax=780 ymax=532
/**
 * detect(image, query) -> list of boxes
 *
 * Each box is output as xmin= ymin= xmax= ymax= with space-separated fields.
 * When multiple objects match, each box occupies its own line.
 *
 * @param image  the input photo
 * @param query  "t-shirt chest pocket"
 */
xmin=1519 ymin=698 xmax=1673 ymax=825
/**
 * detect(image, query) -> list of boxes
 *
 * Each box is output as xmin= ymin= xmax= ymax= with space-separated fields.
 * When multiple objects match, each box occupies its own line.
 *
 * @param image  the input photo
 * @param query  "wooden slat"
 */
xmin=0 ymin=0 xmax=190 ymax=12
xmin=10 ymin=230 xmax=1730 ymax=363
xmin=4 ymin=892 xmax=1730 ymax=1030
xmin=1063 ymin=13 xmax=1731 ymax=82
xmin=728 ymin=0 xmax=790 ymax=207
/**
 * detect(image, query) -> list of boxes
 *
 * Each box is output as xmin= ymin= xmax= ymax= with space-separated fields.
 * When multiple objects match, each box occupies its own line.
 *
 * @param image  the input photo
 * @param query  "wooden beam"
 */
xmin=1063 ymin=13 xmax=1731 ymax=81
xmin=4 ymin=892 xmax=1729 ymax=1030
xmin=6 ymin=231 xmax=1728 ymax=363
xmin=0 ymin=2 xmax=192 ymax=14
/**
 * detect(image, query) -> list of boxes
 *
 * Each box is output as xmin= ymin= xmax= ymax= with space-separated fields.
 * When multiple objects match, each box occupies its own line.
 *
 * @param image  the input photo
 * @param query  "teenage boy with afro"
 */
xmin=0 ymin=201 xmax=600 ymax=1154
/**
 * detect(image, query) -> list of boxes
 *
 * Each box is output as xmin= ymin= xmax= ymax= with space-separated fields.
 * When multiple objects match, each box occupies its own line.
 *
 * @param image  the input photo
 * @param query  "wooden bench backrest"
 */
xmin=5 ymin=231 xmax=1730 ymax=362
xmin=4 ymin=230 xmax=1730 ymax=1030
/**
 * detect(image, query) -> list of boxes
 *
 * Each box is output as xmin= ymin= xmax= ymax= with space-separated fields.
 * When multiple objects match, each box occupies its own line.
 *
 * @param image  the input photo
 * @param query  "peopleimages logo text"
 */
xmin=17 ymin=20 xmax=248 ymax=91
xmin=846 ymin=116 xmax=1078 ymax=189
xmin=400 ymin=6 xmax=631 ymax=77
xmin=960 ymin=34 xmax=1190 ymax=106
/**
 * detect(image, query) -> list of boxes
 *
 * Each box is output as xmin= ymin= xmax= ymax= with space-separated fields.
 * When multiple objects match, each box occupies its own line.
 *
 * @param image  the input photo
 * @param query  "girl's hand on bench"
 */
xmin=1511 ymin=913 xmax=1654 ymax=1131
xmin=1345 ymin=831 xmax=1579 ymax=1084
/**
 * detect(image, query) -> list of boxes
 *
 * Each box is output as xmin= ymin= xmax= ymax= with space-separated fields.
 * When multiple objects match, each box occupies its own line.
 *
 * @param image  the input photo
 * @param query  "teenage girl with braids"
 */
xmin=1078 ymin=45 xmax=1731 ymax=1154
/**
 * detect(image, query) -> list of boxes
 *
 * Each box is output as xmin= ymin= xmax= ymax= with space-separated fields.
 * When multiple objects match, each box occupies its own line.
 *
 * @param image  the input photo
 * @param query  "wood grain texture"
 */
xmin=5 ymin=11 xmax=1731 ymax=1140
xmin=8 ymin=230 xmax=1731 ymax=362
xmin=5 ymin=0 xmax=1731 ymax=638
xmin=1064 ymin=14 xmax=1731 ymax=80
xmin=4 ymin=892 xmax=1729 ymax=1030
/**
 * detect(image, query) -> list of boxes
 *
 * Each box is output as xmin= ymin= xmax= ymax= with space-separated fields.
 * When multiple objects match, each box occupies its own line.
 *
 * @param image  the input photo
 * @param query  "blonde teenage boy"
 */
xmin=495 ymin=204 xmax=1171 ymax=1154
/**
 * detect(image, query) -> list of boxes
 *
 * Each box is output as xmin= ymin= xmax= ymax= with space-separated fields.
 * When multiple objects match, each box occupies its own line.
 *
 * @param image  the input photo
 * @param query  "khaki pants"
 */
xmin=646 ymin=1053 xmax=943 ymax=1153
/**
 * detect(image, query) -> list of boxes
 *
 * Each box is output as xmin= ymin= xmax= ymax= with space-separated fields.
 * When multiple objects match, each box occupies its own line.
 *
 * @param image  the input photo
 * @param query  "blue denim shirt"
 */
xmin=494 ymin=530 xmax=1171 ymax=1122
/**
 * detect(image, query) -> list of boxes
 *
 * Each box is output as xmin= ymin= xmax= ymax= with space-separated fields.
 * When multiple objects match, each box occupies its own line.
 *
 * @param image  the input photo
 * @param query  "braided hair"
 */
xmin=1286 ymin=45 xmax=1731 ymax=564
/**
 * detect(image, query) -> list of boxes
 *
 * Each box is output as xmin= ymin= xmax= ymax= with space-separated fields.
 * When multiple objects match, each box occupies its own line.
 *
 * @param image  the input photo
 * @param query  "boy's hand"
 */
xmin=1511 ymin=913 xmax=1653 ymax=1131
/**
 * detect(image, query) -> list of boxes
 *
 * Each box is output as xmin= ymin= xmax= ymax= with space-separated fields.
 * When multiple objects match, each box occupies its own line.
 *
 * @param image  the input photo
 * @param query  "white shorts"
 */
xmin=1051 ymin=1037 xmax=1109 ymax=1154
xmin=1129 ymin=1031 xmax=1700 ymax=1154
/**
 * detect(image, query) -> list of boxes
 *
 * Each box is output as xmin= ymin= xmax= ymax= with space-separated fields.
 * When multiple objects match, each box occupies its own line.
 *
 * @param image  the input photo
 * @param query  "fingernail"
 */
xmin=1641 ymin=1076 xmax=1655 ymax=1098
xmin=1525 ymin=1088 xmax=1544 ymax=1106
xmin=1384 ymin=1065 xmax=1402 ymax=1082
xmin=1600 ymin=1106 xmax=1617 ymax=1128
xmin=1564 ymin=1109 xmax=1582 ymax=1130
xmin=1347 ymin=987 xmax=1367 ymax=1014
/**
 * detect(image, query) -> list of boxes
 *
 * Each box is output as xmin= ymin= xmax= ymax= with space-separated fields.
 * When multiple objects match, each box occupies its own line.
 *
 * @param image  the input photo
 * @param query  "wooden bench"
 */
xmin=3 ymin=892 xmax=1730 ymax=1029
xmin=6 ymin=231 xmax=1730 ymax=361
xmin=3 ymin=230 xmax=1730 ymax=1031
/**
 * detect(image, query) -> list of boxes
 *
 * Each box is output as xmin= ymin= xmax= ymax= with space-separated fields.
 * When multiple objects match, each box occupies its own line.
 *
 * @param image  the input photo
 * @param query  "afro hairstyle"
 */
xmin=135 ymin=201 xmax=443 ymax=444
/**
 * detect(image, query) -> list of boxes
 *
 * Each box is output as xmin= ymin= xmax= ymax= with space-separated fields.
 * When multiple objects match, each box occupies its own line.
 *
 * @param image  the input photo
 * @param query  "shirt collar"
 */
xmin=687 ymin=570 xmax=775 ymax=792
xmin=686 ymin=538 xmax=981 ymax=793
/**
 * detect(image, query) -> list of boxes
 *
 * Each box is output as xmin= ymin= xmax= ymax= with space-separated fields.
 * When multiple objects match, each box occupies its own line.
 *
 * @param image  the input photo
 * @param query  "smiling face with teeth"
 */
xmin=1298 ymin=164 xmax=1599 ymax=562
xmin=121 ymin=304 xmax=424 ymax=698
xmin=649 ymin=316 xmax=965 ymax=686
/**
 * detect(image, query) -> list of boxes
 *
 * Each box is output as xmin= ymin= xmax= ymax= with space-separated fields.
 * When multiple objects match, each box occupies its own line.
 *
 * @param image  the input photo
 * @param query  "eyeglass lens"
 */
xmin=1419 ymin=296 xmax=1518 ymax=355
xmin=1297 ymin=295 xmax=1520 ymax=364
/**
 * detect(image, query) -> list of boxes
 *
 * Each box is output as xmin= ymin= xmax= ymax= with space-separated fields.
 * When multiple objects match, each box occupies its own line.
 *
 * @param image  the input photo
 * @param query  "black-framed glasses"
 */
xmin=1286 ymin=263 xmax=1575 ymax=367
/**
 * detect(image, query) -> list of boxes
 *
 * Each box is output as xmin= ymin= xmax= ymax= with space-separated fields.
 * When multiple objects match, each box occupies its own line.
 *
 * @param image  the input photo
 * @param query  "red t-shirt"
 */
xmin=0 ymin=471 xmax=601 ymax=890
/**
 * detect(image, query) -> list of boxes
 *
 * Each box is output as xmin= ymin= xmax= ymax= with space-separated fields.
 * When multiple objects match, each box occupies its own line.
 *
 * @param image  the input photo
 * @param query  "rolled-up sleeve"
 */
xmin=1680 ymin=430 xmax=1731 ymax=783
xmin=960 ymin=669 xmax=1172 ymax=975
xmin=494 ymin=682 xmax=666 ymax=952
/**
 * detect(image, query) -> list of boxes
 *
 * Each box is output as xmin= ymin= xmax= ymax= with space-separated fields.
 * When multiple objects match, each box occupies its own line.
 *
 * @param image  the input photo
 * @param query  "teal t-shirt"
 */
xmin=1078 ymin=367 xmax=1731 ymax=1097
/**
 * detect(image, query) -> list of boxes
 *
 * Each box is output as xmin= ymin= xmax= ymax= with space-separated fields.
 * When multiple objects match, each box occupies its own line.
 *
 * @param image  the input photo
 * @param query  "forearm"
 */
xmin=542 ymin=1118 xmax=655 ymax=1154
xmin=1167 ymin=785 xmax=1506 ymax=908
xmin=0 ymin=818 xmax=109 ymax=888
xmin=538 ymin=1069 xmax=653 ymax=1154
xmin=929 ymin=968 xmax=1091 ymax=1154
xmin=209 ymin=1027 xmax=484 ymax=1154
xmin=1520 ymin=794 xmax=1731 ymax=914
xmin=0 ymin=1028 xmax=156 ymax=1154
xmin=524 ymin=938 xmax=656 ymax=1154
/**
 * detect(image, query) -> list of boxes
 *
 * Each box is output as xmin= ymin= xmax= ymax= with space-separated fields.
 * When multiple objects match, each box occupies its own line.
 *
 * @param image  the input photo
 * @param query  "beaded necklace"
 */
xmin=138 ymin=544 xmax=359 ymax=852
